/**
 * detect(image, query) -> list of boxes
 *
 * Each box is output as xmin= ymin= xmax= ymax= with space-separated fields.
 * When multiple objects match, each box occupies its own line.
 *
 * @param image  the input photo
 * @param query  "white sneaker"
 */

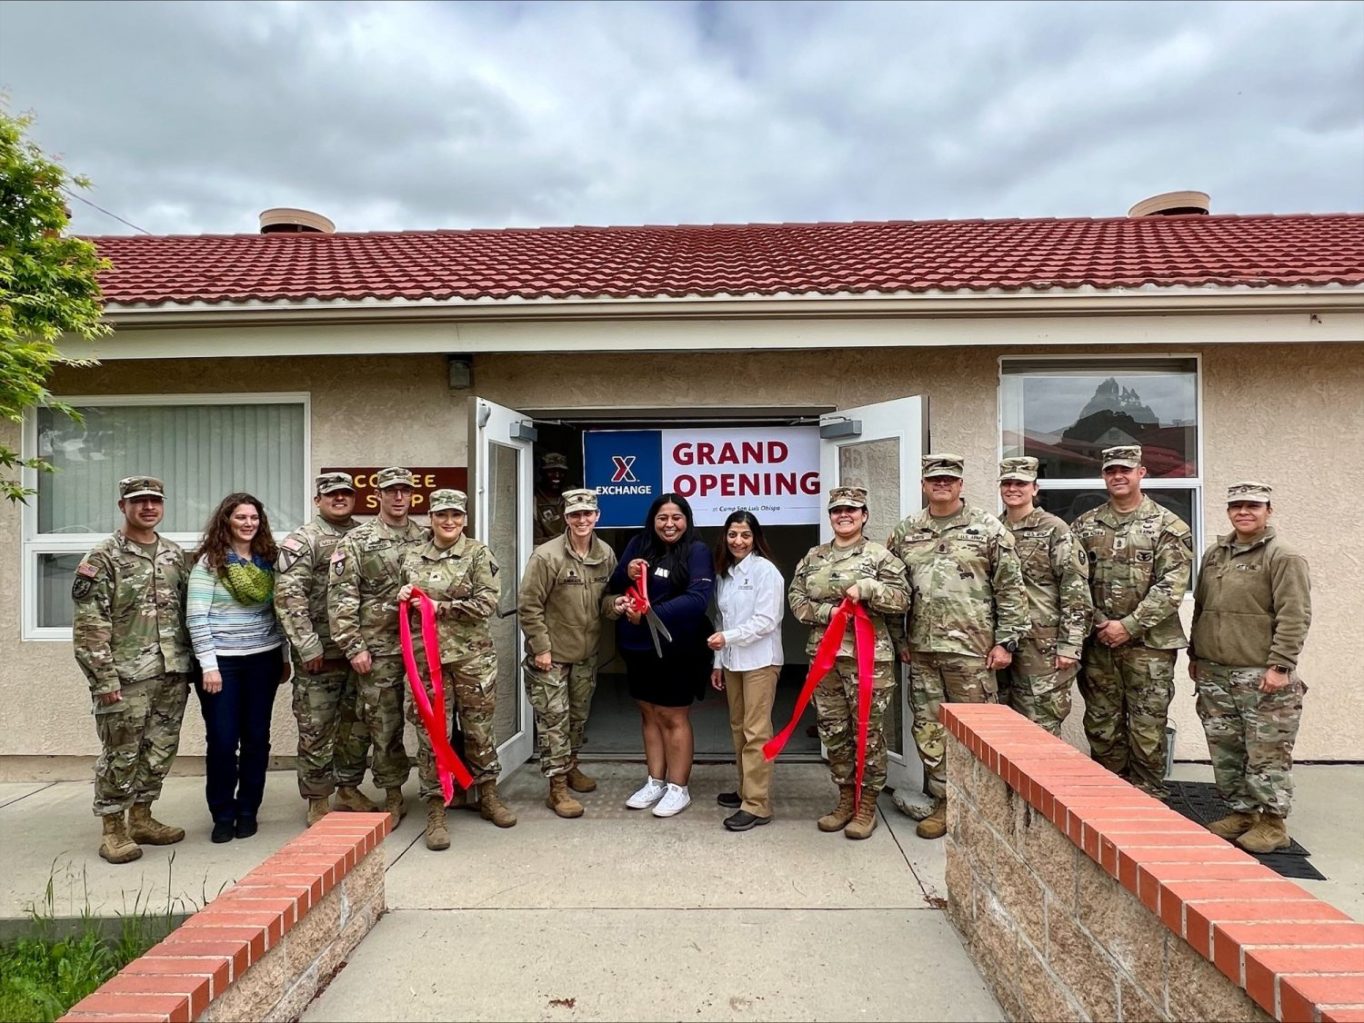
xmin=652 ymin=783 xmax=691 ymax=818
xmin=626 ymin=776 xmax=667 ymax=810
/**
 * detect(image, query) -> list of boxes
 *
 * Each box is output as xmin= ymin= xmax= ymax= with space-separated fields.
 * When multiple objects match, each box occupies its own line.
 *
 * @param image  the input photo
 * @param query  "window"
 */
xmin=22 ymin=394 xmax=309 ymax=639
xmin=1000 ymin=357 xmax=1201 ymax=547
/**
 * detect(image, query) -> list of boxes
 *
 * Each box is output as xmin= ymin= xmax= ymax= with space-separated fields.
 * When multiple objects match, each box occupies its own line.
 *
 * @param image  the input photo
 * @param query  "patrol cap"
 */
xmin=374 ymin=466 xmax=417 ymax=490
xmin=921 ymin=453 xmax=965 ymax=479
xmin=1227 ymin=481 xmax=1272 ymax=504
xmin=315 ymin=472 xmax=355 ymax=495
xmin=998 ymin=456 xmax=1039 ymax=483
xmin=540 ymin=453 xmax=569 ymax=472
xmin=563 ymin=488 xmax=599 ymax=514
xmin=428 ymin=489 xmax=468 ymax=513
xmin=828 ymin=485 xmax=868 ymax=510
xmin=119 ymin=476 xmax=165 ymax=500
xmin=1101 ymin=445 xmax=1143 ymax=470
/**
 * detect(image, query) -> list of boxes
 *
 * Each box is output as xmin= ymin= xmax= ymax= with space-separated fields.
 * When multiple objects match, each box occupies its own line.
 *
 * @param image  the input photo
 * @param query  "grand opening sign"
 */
xmin=584 ymin=427 xmax=820 ymax=527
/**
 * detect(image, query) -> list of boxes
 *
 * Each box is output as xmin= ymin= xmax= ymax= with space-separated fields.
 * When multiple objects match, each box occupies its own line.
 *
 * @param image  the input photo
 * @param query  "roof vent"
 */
xmin=1127 ymin=191 xmax=1210 ymax=218
xmin=259 ymin=208 xmax=336 ymax=234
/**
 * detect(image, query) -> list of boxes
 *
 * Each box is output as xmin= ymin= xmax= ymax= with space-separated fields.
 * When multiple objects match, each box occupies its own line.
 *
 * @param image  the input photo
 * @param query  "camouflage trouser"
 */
xmin=407 ymin=649 xmax=502 ymax=800
xmin=524 ymin=655 xmax=597 ymax=778
xmin=813 ymin=657 xmax=894 ymax=796
xmin=355 ymin=656 xmax=411 ymax=790
xmin=998 ymin=637 xmax=1076 ymax=736
xmin=1080 ymin=644 xmax=1175 ymax=798
xmin=92 ymin=673 xmax=190 ymax=816
xmin=291 ymin=658 xmax=371 ymax=798
xmin=910 ymin=652 xmax=997 ymax=798
xmin=1194 ymin=661 xmax=1304 ymax=818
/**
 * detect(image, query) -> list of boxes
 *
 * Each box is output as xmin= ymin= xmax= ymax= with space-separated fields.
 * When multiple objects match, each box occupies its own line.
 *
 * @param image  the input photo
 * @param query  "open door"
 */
xmin=819 ymin=396 xmax=927 ymax=794
xmin=468 ymin=397 xmax=536 ymax=778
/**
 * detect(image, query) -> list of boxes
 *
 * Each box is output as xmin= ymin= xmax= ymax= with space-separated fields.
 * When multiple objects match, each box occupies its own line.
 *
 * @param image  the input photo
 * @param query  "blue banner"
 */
xmin=582 ymin=430 xmax=663 ymax=528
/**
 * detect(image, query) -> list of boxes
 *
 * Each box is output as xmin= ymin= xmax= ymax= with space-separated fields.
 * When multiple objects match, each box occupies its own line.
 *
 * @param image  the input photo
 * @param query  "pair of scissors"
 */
xmin=627 ymin=565 xmax=674 ymax=657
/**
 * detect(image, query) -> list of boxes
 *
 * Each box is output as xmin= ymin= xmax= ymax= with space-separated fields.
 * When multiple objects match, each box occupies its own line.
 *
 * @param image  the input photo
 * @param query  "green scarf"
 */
xmin=223 ymin=556 xmax=274 ymax=605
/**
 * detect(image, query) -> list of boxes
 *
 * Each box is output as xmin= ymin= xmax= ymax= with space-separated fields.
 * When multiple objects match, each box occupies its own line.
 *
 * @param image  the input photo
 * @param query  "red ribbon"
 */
xmin=626 ymin=563 xmax=651 ymax=614
xmin=398 ymin=587 xmax=475 ymax=804
xmin=764 ymin=597 xmax=878 ymax=804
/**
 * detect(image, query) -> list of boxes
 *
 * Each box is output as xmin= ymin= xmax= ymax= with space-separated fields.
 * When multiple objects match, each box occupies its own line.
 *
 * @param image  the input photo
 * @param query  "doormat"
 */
xmin=1162 ymin=780 xmax=1325 ymax=881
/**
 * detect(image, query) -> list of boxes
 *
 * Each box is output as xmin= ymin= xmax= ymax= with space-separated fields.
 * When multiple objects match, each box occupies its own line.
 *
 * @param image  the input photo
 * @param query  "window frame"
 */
xmin=20 ymin=391 xmax=312 ymax=642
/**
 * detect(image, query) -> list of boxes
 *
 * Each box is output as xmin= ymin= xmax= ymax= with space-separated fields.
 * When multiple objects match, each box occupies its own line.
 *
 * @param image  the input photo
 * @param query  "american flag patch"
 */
xmin=77 ymin=562 xmax=98 ymax=578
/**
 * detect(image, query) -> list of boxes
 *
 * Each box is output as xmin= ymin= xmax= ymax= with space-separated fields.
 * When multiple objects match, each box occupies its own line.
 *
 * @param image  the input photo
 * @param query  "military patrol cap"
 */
xmin=998 ymin=457 xmax=1039 ymax=483
xmin=315 ymin=472 xmax=355 ymax=495
xmin=1227 ymin=481 xmax=1272 ymax=504
xmin=428 ymin=489 xmax=468 ymax=513
xmin=563 ymin=488 xmax=599 ymax=514
xmin=374 ymin=466 xmax=417 ymax=490
xmin=828 ymin=485 xmax=868 ymax=510
xmin=540 ymin=453 xmax=569 ymax=472
xmin=1101 ymin=445 xmax=1142 ymax=469
xmin=119 ymin=475 xmax=165 ymax=500
xmin=921 ymin=453 xmax=965 ymax=479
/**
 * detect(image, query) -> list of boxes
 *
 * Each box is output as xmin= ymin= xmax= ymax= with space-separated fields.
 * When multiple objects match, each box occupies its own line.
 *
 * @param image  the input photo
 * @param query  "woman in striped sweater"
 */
xmin=188 ymin=493 xmax=285 ymax=843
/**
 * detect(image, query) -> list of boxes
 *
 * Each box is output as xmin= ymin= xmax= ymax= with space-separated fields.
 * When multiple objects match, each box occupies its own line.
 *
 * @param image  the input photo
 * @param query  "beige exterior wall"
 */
xmin=3 ymin=337 xmax=1360 ymax=765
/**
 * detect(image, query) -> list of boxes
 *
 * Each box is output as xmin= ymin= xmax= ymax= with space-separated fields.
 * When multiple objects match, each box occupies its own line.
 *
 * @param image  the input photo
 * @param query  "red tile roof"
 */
xmin=88 ymin=213 xmax=1364 ymax=306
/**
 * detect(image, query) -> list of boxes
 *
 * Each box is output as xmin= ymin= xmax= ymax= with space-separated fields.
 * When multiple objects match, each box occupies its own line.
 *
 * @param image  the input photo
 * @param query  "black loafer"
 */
xmin=716 ymin=791 xmax=741 ymax=809
xmin=211 ymin=821 xmax=235 ymax=844
xmin=724 ymin=810 xmax=771 ymax=832
xmin=235 ymin=817 xmax=258 ymax=839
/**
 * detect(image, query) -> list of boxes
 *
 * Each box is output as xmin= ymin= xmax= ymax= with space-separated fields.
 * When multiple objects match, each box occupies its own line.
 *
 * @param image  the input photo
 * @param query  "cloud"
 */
xmin=1 ymin=0 xmax=1360 ymax=235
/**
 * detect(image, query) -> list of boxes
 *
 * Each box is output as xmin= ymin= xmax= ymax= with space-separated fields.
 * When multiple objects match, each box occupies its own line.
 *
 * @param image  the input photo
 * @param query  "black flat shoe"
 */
xmin=235 ymin=817 xmax=258 ymax=839
xmin=211 ymin=821 xmax=235 ymax=844
xmin=724 ymin=810 xmax=771 ymax=832
xmin=716 ymin=791 xmax=741 ymax=809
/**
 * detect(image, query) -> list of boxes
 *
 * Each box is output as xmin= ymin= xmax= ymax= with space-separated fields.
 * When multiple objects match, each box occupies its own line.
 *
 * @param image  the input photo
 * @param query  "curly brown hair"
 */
xmin=194 ymin=492 xmax=278 ymax=573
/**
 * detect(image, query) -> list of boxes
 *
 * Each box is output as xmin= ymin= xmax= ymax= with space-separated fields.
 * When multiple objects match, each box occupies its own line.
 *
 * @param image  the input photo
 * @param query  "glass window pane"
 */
xmin=837 ymin=437 xmax=900 ymax=546
xmin=485 ymin=442 xmax=522 ymax=744
xmin=1002 ymin=360 xmax=1198 ymax=479
xmin=1037 ymin=487 xmax=1196 ymax=530
xmin=38 ymin=553 xmax=84 ymax=628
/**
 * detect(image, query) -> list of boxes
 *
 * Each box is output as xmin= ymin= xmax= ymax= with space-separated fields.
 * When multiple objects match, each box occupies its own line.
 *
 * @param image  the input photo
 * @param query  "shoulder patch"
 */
xmin=282 ymin=536 xmax=304 ymax=552
xmin=77 ymin=562 xmax=99 ymax=578
xmin=331 ymin=548 xmax=346 ymax=576
xmin=72 ymin=560 xmax=99 ymax=600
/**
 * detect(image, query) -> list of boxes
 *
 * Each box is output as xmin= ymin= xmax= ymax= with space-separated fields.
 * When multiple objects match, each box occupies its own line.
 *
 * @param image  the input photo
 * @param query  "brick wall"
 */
xmin=59 ymin=813 xmax=390 ymax=1023
xmin=942 ymin=704 xmax=1364 ymax=1023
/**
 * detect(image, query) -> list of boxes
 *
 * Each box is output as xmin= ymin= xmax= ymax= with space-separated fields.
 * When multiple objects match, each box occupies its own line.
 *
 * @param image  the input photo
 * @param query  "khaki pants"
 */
xmin=723 ymin=665 xmax=778 ymax=817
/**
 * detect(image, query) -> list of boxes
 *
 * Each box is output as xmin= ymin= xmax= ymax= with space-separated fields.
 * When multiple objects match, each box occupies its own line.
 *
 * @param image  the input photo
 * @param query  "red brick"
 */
xmin=66 ymin=991 xmax=190 ymax=1023
xmin=146 ymin=936 xmax=251 ymax=975
xmin=1213 ymin=924 xmax=1364 ymax=982
xmin=97 ymin=974 xmax=209 ymax=1020
xmin=1244 ymin=949 xmax=1364 ymax=1011
xmin=1280 ymin=975 xmax=1364 ymax=1023
xmin=1321 ymin=1010 xmax=1364 ymax=1023
xmin=1191 ymin=900 xmax=1353 ymax=929
xmin=164 ymin=925 xmax=267 ymax=961
xmin=59 ymin=1013 xmax=172 ymax=1022
xmin=122 ymin=955 xmax=232 ymax=995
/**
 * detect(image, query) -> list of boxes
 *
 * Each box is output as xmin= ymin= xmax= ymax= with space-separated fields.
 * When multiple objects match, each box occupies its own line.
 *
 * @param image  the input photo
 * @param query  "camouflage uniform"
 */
xmin=789 ymin=531 xmax=910 ymax=797
xmin=275 ymin=498 xmax=370 ymax=799
xmin=1073 ymin=450 xmax=1192 ymax=798
xmin=533 ymin=453 xmax=571 ymax=546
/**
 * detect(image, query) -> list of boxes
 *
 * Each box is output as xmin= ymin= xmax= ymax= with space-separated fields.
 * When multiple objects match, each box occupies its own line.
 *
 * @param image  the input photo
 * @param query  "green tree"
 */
xmin=1 ymin=104 xmax=108 ymax=503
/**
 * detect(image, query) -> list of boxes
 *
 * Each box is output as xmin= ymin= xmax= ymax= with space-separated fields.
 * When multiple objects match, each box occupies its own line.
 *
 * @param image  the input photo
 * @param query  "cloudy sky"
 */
xmin=2 ymin=0 xmax=1361 ymax=236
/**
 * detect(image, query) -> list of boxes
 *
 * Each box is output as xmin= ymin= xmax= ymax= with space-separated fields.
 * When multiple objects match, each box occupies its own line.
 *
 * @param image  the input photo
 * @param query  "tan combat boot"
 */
xmin=547 ymin=776 xmax=584 ymax=819
xmin=335 ymin=786 xmax=381 ymax=813
xmin=916 ymin=797 xmax=948 ymax=840
xmin=128 ymin=803 xmax=185 ymax=845
xmin=478 ymin=783 xmax=517 ymax=828
xmin=98 ymin=813 xmax=143 ymax=864
xmin=566 ymin=764 xmax=598 ymax=793
xmin=1207 ymin=811 xmax=1257 ymax=840
xmin=306 ymin=797 xmax=331 ymax=827
xmin=817 ymin=785 xmax=857 ymax=832
xmin=424 ymin=797 xmax=450 ymax=851
xmin=384 ymin=788 xmax=406 ymax=828
xmin=1237 ymin=812 xmax=1291 ymax=853
xmin=844 ymin=791 xmax=879 ymax=841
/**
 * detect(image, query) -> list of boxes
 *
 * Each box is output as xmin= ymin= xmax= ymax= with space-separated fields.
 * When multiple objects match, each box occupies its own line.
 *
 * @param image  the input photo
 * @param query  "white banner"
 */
xmin=661 ymin=427 xmax=821 ymax=526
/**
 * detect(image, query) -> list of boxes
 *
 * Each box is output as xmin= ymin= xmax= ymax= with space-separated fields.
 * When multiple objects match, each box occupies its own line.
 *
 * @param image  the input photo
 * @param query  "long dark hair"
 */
xmin=714 ymin=510 xmax=774 ymax=577
xmin=635 ymin=493 xmax=702 ymax=587
xmin=195 ymin=492 xmax=278 ymax=573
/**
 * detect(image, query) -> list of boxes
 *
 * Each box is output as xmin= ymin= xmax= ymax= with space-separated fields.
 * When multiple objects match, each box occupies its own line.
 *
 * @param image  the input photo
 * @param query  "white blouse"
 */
xmin=712 ymin=554 xmax=785 ymax=671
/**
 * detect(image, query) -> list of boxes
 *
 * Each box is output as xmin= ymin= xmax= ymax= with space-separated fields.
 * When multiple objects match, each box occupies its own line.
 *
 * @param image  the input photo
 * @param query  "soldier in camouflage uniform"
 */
xmin=790 ymin=486 xmax=910 ymax=841
xmin=1072 ymin=445 xmax=1193 ymax=799
xmin=275 ymin=472 xmax=376 ymax=826
xmin=997 ymin=457 xmax=1092 ymax=734
xmin=1189 ymin=482 xmax=1311 ymax=853
xmin=72 ymin=476 xmax=193 ymax=864
xmin=533 ymin=452 xmax=571 ymax=547
xmin=887 ymin=454 xmax=1030 ymax=840
xmin=327 ymin=466 xmax=427 ymax=826
xmin=397 ymin=488 xmax=515 ymax=850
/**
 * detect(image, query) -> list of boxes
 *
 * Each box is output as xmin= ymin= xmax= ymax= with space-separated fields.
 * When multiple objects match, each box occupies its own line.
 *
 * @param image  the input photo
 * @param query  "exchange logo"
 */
xmin=611 ymin=455 xmax=639 ymax=483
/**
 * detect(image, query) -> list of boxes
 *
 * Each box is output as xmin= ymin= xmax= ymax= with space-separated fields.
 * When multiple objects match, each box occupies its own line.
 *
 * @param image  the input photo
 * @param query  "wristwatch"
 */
xmin=1268 ymin=664 xmax=1290 ymax=675
xmin=1000 ymin=639 xmax=1019 ymax=654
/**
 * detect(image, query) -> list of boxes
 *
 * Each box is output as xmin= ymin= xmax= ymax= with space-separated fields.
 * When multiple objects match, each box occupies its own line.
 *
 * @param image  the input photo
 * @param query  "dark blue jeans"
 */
xmin=195 ymin=647 xmax=282 ymax=823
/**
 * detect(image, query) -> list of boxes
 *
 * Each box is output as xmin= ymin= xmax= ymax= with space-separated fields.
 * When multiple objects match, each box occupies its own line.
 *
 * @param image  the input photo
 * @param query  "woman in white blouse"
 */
xmin=708 ymin=511 xmax=785 ymax=831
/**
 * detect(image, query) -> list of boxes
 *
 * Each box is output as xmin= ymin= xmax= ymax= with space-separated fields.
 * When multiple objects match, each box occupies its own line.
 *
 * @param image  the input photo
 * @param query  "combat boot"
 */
xmin=335 ymin=786 xmax=381 ymax=813
xmin=128 ymin=803 xmax=185 ymax=845
xmin=384 ymin=788 xmax=406 ymax=828
xmin=1207 ymin=811 xmax=1257 ymax=840
xmin=98 ymin=813 xmax=143 ymax=865
xmin=916 ymin=797 xmax=948 ymax=840
xmin=817 ymin=785 xmax=857 ymax=832
xmin=478 ymin=782 xmax=517 ymax=828
xmin=566 ymin=764 xmax=598 ymax=793
xmin=547 ymin=776 xmax=584 ymax=819
xmin=306 ymin=797 xmax=331 ymax=827
xmin=844 ymin=791 xmax=879 ymax=841
xmin=1238 ymin=812 xmax=1291 ymax=853
xmin=424 ymin=798 xmax=450 ymax=851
